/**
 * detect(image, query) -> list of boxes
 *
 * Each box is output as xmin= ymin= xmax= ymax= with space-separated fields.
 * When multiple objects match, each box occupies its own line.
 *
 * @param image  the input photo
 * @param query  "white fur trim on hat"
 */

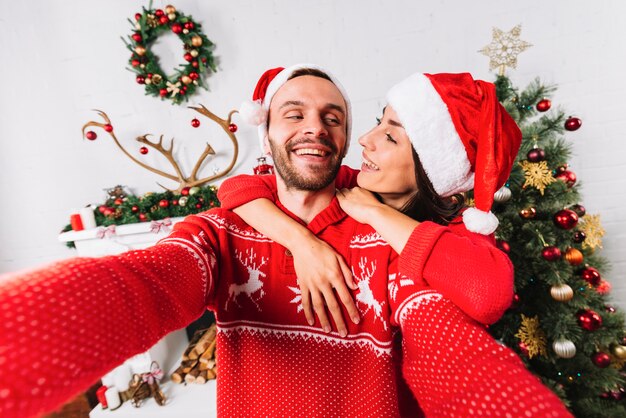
xmin=256 ymin=63 xmax=352 ymax=154
xmin=386 ymin=73 xmax=473 ymax=197
xmin=462 ymin=207 xmax=499 ymax=235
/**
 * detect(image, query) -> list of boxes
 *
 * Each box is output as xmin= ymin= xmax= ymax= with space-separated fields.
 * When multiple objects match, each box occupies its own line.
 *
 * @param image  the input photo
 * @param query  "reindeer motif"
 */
xmin=225 ymin=248 xmax=268 ymax=311
xmin=352 ymin=258 xmax=388 ymax=330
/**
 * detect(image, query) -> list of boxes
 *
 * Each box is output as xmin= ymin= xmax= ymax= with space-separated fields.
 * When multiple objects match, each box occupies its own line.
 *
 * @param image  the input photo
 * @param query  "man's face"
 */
xmin=265 ymin=75 xmax=347 ymax=191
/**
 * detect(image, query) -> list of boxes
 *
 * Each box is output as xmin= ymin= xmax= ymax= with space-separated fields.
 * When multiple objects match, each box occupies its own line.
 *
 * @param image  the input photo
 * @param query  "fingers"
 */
xmin=332 ymin=278 xmax=360 ymax=325
xmin=301 ymin=288 xmax=315 ymax=326
xmin=311 ymin=291 xmax=332 ymax=334
xmin=338 ymin=256 xmax=358 ymax=290
xmin=321 ymin=286 xmax=348 ymax=337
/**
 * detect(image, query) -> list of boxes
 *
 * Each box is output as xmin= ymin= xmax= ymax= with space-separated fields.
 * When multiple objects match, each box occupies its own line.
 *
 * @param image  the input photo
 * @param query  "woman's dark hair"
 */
xmin=399 ymin=148 xmax=466 ymax=225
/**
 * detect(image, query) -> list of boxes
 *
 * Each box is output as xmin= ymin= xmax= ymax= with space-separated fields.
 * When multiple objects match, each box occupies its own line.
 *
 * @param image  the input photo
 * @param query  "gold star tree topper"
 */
xmin=479 ymin=25 xmax=532 ymax=75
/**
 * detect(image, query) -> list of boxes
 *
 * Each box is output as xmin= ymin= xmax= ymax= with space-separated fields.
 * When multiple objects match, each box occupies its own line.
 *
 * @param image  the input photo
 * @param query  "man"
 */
xmin=0 ymin=64 xmax=570 ymax=418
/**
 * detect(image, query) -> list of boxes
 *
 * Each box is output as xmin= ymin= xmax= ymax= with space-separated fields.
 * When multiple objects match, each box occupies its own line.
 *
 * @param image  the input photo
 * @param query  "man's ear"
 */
xmin=263 ymin=135 xmax=272 ymax=155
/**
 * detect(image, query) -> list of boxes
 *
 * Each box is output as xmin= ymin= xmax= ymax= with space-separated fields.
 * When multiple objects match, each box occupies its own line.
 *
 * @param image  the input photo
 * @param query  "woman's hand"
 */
xmin=336 ymin=187 xmax=384 ymax=224
xmin=290 ymin=236 xmax=360 ymax=337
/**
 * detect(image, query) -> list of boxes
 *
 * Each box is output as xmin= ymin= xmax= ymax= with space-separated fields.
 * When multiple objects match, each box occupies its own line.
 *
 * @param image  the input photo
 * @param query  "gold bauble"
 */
xmin=565 ymin=247 xmax=584 ymax=266
xmin=181 ymin=75 xmax=192 ymax=85
xmin=165 ymin=5 xmax=176 ymax=14
xmin=550 ymin=284 xmax=573 ymax=302
xmin=145 ymin=78 xmax=152 ymax=85
xmin=611 ymin=344 xmax=626 ymax=360
xmin=178 ymin=196 xmax=189 ymax=207
xmin=189 ymin=186 xmax=201 ymax=196
xmin=190 ymin=50 xmax=199 ymax=58
xmin=191 ymin=36 xmax=203 ymax=47
xmin=135 ymin=45 xmax=146 ymax=56
xmin=183 ymin=29 xmax=189 ymax=35
xmin=168 ymin=13 xmax=176 ymax=20
xmin=553 ymin=339 xmax=576 ymax=359
xmin=519 ymin=207 xmax=536 ymax=219
xmin=151 ymin=74 xmax=163 ymax=85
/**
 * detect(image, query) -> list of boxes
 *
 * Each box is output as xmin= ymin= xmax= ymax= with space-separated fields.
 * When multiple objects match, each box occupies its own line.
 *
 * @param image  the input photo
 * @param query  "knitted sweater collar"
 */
xmin=275 ymin=196 xmax=347 ymax=235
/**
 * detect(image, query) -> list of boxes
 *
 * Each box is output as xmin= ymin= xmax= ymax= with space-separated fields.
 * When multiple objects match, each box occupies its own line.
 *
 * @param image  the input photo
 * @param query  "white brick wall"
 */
xmin=1 ymin=0 xmax=625 ymax=309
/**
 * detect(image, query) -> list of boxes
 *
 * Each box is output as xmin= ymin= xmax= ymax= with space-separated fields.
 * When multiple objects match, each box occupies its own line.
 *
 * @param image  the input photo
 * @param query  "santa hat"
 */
xmin=239 ymin=63 xmax=352 ymax=153
xmin=386 ymin=72 xmax=522 ymax=235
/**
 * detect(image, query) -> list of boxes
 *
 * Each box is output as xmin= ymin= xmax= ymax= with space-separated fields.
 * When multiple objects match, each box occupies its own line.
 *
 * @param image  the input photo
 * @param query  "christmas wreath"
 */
xmin=124 ymin=3 xmax=216 ymax=105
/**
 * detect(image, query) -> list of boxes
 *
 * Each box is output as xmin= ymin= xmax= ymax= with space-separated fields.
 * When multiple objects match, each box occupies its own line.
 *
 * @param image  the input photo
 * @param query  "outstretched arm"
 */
xmin=0 ymin=236 xmax=213 ymax=418
xmin=338 ymin=187 xmax=513 ymax=324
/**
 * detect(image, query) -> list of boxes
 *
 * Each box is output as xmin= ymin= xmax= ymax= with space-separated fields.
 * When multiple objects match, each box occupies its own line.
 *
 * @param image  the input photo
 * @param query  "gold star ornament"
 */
xmin=519 ymin=160 xmax=556 ymax=195
xmin=515 ymin=314 xmax=547 ymax=359
xmin=578 ymin=214 xmax=605 ymax=250
xmin=479 ymin=25 xmax=532 ymax=75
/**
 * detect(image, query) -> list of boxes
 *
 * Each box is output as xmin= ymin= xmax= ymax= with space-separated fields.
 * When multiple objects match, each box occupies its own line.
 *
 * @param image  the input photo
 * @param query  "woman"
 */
xmin=218 ymin=71 xmax=520 ymax=337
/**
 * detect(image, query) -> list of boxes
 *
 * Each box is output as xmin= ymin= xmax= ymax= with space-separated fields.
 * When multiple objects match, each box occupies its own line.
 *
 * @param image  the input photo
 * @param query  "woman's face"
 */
xmin=356 ymin=106 xmax=418 ymax=209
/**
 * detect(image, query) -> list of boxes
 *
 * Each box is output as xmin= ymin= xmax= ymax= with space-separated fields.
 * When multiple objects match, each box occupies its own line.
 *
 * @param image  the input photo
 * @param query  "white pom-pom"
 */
xmin=239 ymin=100 xmax=267 ymax=126
xmin=462 ymin=207 xmax=499 ymax=235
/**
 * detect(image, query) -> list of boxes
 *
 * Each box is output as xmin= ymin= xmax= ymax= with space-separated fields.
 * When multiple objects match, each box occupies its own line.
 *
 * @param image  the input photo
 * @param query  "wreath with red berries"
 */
xmin=124 ymin=4 xmax=216 ymax=105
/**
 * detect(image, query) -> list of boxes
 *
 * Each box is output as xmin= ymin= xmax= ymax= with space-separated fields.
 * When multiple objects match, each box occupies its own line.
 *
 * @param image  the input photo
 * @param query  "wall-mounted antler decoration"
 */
xmin=81 ymin=105 xmax=239 ymax=193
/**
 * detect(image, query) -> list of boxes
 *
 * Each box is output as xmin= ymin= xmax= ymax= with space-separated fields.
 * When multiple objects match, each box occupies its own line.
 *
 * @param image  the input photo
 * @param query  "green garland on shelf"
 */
xmin=124 ymin=3 xmax=217 ymax=104
xmin=61 ymin=185 xmax=219 ymax=249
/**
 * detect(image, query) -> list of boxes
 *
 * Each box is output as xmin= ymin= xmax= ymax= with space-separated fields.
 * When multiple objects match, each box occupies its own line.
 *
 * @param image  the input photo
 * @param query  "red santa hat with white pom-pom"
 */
xmin=386 ymin=72 xmax=522 ymax=235
xmin=239 ymin=63 xmax=352 ymax=152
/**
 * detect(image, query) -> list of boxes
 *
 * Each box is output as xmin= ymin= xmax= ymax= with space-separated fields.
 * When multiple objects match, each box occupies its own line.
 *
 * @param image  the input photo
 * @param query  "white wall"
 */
xmin=1 ymin=1 xmax=625 ymax=308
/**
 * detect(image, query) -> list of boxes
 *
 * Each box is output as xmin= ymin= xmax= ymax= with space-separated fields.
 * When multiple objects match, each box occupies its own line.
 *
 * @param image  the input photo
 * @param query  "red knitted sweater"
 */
xmin=218 ymin=165 xmax=512 ymax=324
xmin=0 ymin=201 xmax=571 ymax=417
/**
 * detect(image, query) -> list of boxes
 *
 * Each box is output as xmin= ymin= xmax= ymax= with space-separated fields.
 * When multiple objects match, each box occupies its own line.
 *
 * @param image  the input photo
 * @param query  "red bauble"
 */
xmin=570 ymin=204 xmax=586 ymax=217
xmin=597 ymin=280 xmax=612 ymax=295
xmin=131 ymin=33 xmax=143 ymax=43
xmin=171 ymin=23 xmax=183 ymax=34
xmin=131 ymin=59 xmax=140 ymax=67
xmin=184 ymin=53 xmax=193 ymax=62
xmin=189 ymin=72 xmax=199 ymax=80
xmin=191 ymin=118 xmax=200 ymax=128
xmin=542 ymin=246 xmax=562 ymax=261
xmin=536 ymin=99 xmax=552 ymax=112
xmin=85 ymin=131 xmax=97 ymax=140
xmin=510 ymin=293 xmax=520 ymax=310
xmin=172 ymin=200 xmax=179 ymax=206
xmin=159 ymin=15 xmax=169 ymax=25
xmin=181 ymin=187 xmax=190 ymax=196
xmin=581 ymin=267 xmax=601 ymax=286
xmin=496 ymin=239 xmax=510 ymax=254
xmin=555 ymin=170 xmax=577 ymax=188
xmin=179 ymin=89 xmax=186 ymax=96
xmin=184 ymin=21 xmax=195 ymax=30
xmin=103 ymin=208 xmax=114 ymax=217
xmin=98 ymin=205 xmax=108 ymax=214
xmin=577 ymin=309 xmax=602 ymax=331
xmin=518 ymin=341 xmax=529 ymax=357
xmin=606 ymin=305 xmax=616 ymax=313
xmin=139 ymin=146 xmax=149 ymax=155
xmin=104 ymin=124 xmax=113 ymax=133
xmin=527 ymin=148 xmax=545 ymax=162
xmin=155 ymin=9 xmax=164 ymax=17
xmin=554 ymin=209 xmax=579 ymax=230
xmin=136 ymin=75 xmax=146 ymax=84
xmin=159 ymin=88 xmax=168 ymax=97
xmin=572 ymin=231 xmax=586 ymax=243
xmin=565 ymin=116 xmax=582 ymax=131
xmin=592 ymin=352 xmax=611 ymax=368
xmin=195 ymin=203 xmax=203 ymax=209
xmin=192 ymin=61 xmax=199 ymax=68
xmin=139 ymin=213 xmax=147 ymax=221
xmin=158 ymin=199 xmax=169 ymax=208
xmin=114 ymin=198 xmax=123 ymax=206
xmin=131 ymin=205 xmax=139 ymax=213
xmin=135 ymin=13 xmax=142 ymax=21
xmin=228 ymin=123 xmax=238 ymax=133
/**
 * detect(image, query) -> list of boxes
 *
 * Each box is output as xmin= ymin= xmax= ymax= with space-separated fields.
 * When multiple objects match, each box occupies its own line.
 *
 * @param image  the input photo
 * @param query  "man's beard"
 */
xmin=268 ymin=137 xmax=343 ymax=191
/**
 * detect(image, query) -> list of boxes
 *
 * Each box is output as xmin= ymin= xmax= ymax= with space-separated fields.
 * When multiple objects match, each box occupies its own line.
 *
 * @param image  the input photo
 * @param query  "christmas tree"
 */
xmin=484 ymin=74 xmax=626 ymax=418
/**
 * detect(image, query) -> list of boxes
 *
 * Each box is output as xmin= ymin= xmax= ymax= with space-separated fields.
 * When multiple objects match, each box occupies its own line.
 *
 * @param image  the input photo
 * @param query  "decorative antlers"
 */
xmin=81 ymin=106 xmax=239 ymax=193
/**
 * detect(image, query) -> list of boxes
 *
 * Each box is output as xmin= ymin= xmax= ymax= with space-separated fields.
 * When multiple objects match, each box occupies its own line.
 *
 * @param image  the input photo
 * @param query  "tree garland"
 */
xmin=61 ymin=185 xmax=220 ymax=248
xmin=124 ymin=4 xmax=216 ymax=105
